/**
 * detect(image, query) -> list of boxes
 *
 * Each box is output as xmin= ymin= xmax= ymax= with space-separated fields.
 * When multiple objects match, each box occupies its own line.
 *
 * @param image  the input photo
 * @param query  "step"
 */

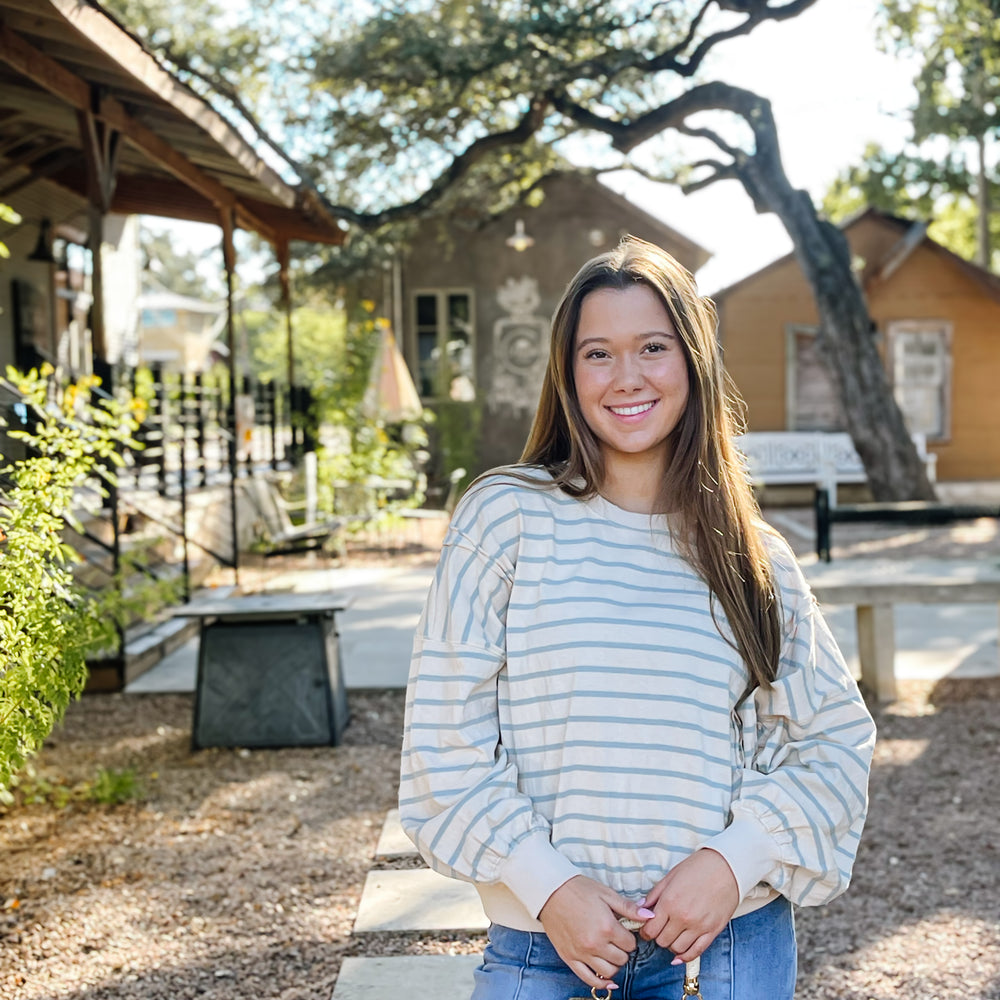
xmin=331 ymin=955 xmax=480 ymax=1000
xmin=353 ymin=868 xmax=488 ymax=934
xmin=373 ymin=809 xmax=418 ymax=860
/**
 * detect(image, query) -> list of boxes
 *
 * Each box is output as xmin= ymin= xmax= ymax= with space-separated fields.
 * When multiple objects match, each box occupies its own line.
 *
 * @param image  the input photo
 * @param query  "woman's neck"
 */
xmin=599 ymin=455 xmax=668 ymax=514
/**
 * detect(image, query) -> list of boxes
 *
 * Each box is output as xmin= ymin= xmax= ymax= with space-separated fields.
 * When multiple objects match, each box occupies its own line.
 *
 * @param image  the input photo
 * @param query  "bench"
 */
xmin=814 ymin=487 xmax=1000 ymax=562
xmin=805 ymin=559 xmax=1000 ymax=702
xmin=737 ymin=431 xmax=936 ymax=505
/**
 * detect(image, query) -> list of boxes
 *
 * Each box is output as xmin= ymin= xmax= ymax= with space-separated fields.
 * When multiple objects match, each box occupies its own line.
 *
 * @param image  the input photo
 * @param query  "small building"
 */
xmin=138 ymin=287 xmax=225 ymax=373
xmin=392 ymin=172 xmax=710 ymax=474
xmin=715 ymin=208 xmax=1000 ymax=483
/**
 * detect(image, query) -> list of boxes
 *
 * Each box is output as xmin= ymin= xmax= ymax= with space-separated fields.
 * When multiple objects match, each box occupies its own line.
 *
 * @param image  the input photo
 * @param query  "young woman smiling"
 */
xmin=399 ymin=236 xmax=875 ymax=1000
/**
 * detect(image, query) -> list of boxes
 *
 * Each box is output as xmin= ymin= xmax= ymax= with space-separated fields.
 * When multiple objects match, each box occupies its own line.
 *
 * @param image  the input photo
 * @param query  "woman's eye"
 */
xmin=585 ymin=349 xmax=609 ymax=359
xmin=643 ymin=342 xmax=667 ymax=354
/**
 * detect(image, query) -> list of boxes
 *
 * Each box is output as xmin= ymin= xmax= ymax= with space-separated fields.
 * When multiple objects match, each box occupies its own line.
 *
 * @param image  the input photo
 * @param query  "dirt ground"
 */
xmin=2 ymin=514 xmax=999 ymax=1000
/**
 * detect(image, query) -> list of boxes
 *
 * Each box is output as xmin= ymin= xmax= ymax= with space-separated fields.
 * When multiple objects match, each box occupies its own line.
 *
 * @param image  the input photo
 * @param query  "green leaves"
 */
xmin=0 ymin=367 xmax=142 ymax=798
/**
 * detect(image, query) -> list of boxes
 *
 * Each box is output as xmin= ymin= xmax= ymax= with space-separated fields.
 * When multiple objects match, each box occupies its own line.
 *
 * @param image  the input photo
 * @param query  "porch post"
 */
xmin=220 ymin=206 xmax=240 ymax=581
xmin=276 ymin=239 xmax=295 ymax=388
xmin=76 ymin=106 xmax=120 ymax=370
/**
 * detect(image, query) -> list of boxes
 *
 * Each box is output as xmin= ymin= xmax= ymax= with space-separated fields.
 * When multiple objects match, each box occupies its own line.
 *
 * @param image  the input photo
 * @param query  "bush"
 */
xmin=0 ymin=365 xmax=142 ymax=802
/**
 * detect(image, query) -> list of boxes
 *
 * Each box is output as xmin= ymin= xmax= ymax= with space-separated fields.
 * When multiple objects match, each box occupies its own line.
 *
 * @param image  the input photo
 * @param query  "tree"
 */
xmin=822 ymin=141 xmax=1000 ymax=266
xmin=140 ymin=225 xmax=222 ymax=298
xmin=876 ymin=0 xmax=1000 ymax=268
xmin=106 ymin=0 xmax=935 ymax=500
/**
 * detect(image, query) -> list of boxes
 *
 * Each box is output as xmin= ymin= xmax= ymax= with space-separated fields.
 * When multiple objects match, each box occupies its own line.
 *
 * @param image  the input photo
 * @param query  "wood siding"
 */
xmin=719 ymin=214 xmax=1000 ymax=482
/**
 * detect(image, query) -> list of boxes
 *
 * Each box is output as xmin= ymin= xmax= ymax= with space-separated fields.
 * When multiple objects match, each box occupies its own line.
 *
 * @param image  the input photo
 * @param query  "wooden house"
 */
xmin=716 ymin=208 xmax=1000 ymax=483
xmin=390 ymin=172 xmax=710 ymax=475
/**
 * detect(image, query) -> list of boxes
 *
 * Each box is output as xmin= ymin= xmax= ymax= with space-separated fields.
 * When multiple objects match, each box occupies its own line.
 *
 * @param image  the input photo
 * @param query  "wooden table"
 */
xmin=173 ymin=592 xmax=351 ymax=749
xmin=805 ymin=559 xmax=1000 ymax=702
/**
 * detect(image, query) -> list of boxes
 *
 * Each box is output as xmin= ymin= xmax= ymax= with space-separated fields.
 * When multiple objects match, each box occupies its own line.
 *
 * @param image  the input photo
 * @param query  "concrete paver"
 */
xmin=331 ymin=955 xmax=480 ymax=999
xmin=353 ymin=868 xmax=488 ymax=934
xmin=374 ymin=809 xmax=418 ymax=860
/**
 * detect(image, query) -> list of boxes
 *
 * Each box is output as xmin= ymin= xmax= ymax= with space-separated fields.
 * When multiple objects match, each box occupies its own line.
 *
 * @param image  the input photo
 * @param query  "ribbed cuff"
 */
xmin=497 ymin=831 xmax=581 ymax=919
xmin=702 ymin=813 xmax=781 ymax=901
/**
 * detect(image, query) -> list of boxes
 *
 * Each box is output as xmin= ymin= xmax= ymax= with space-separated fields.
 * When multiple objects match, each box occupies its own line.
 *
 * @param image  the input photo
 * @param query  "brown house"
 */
xmin=393 ymin=172 xmax=710 ymax=475
xmin=716 ymin=208 xmax=1000 ymax=483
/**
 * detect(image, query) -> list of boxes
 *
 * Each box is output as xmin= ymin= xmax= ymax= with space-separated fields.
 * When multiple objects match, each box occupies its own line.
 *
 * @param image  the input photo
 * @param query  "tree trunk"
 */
xmin=730 ymin=97 xmax=937 ymax=501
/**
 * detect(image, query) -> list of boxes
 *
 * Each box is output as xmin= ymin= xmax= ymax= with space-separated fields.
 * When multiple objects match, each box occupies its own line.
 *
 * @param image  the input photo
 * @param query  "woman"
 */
xmin=399 ymin=237 xmax=875 ymax=1000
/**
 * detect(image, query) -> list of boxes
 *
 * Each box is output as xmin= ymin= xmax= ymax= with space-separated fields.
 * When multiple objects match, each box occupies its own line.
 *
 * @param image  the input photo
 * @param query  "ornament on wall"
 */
xmin=490 ymin=276 xmax=548 ymax=416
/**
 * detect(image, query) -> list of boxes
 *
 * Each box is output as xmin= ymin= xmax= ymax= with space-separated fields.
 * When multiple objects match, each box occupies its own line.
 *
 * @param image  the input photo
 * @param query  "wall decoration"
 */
xmin=490 ymin=276 xmax=548 ymax=416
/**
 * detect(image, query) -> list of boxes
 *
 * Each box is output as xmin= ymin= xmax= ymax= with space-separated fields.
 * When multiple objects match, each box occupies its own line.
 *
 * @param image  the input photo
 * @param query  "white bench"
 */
xmin=736 ymin=432 xmax=937 ymax=504
xmin=805 ymin=559 xmax=1000 ymax=701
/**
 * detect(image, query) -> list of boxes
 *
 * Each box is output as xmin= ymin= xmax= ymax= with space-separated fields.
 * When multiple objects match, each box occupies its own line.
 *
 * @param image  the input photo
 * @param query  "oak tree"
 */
xmin=110 ymin=0 xmax=938 ymax=499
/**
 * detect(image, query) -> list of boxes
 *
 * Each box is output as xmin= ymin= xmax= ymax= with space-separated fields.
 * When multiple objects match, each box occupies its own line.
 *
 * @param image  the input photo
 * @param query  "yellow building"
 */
xmin=716 ymin=209 xmax=1000 ymax=483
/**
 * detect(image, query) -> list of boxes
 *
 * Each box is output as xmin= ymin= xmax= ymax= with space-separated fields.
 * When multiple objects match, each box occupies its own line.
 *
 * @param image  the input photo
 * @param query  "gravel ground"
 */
xmin=2 ymin=514 xmax=999 ymax=1000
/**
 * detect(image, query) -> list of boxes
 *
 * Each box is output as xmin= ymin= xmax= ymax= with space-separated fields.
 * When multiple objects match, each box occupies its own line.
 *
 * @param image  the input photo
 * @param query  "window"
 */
xmin=887 ymin=321 xmax=951 ymax=441
xmin=413 ymin=290 xmax=475 ymax=400
xmin=785 ymin=325 xmax=845 ymax=431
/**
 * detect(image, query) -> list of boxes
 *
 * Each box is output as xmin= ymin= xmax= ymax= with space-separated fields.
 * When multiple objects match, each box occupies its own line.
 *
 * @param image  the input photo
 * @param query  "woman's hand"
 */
xmin=639 ymin=849 xmax=740 ymax=963
xmin=539 ymin=875 xmax=651 ymax=989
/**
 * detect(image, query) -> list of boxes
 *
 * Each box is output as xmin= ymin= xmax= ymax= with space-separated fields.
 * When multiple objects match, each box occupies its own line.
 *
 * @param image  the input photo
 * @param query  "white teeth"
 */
xmin=610 ymin=401 xmax=655 ymax=416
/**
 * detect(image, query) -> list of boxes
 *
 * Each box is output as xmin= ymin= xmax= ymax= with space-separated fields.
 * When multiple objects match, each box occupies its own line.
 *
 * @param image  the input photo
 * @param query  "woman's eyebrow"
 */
xmin=576 ymin=330 xmax=672 ymax=349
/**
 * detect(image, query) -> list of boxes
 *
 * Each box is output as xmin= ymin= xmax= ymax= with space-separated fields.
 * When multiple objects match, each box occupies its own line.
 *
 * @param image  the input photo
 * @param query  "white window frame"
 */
xmin=886 ymin=320 xmax=952 ymax=443
xmin=411 ymin=288 xmax=476 ymax=401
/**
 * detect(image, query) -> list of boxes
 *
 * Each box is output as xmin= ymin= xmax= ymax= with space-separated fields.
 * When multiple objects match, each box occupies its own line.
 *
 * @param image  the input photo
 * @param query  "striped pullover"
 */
xmin=399 ymin=469 xmax=876 ymax=932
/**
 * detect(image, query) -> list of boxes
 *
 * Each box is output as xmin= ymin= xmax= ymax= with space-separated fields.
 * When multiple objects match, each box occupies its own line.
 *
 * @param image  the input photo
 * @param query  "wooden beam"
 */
xmin=47 ymin=0 xmax=295 ymax=207
xmin=0 ymin=146 xmax=79 ymax=197
xmin=0 ymin=21 xmax=282 ymax=240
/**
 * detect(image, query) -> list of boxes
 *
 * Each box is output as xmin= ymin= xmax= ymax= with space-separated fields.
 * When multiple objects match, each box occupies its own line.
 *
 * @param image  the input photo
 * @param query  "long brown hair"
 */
xmin=521 ymin=236 xmax=781 ymax=691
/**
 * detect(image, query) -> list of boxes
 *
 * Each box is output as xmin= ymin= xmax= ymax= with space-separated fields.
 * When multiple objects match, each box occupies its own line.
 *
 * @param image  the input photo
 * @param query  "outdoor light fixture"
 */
xmin=505 ymin=219 xmax=535 ymax=252
xmin=28 ymin=218 xmax=55 ymax=264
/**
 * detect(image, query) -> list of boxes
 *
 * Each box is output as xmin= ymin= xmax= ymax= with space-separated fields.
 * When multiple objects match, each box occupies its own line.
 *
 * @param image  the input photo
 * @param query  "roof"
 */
xmin=711 ymin=206 xmax=1000 ymax=305
xmin=0 ymin=0 xmax=345 ymax=246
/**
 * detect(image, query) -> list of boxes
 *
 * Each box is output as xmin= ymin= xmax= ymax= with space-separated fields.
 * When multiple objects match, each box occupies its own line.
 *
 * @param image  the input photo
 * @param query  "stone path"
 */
xmin=331 ymin=809 xmax=487 ymax=999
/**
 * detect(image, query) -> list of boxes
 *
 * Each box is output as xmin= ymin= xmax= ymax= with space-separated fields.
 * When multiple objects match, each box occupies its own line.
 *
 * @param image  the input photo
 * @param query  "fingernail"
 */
xmin=606 ymin=984 xmax=619 ymax=990
xmin=637 ymin=907 xmax=655 ymax=918
xmin=636 ymin=896 xmax=647 ymax=906
xmin=671 ymin=957 xmax=683 ymax=966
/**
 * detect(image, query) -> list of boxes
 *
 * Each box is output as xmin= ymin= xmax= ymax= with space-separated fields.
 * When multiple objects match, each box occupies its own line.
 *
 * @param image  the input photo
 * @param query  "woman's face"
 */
xmin=572 ymin=283 xmax=690 ymax=478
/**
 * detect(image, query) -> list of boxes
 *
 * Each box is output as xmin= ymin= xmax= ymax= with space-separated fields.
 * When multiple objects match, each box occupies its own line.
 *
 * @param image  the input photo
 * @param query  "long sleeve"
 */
xmin=398 ymin=482 xmax=580 ymax=919
xmin=705 ymin=553 xmax=877 ymax=907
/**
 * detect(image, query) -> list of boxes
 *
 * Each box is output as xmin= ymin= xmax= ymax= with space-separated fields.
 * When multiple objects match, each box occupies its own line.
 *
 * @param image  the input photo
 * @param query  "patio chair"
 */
xmin=243 ymin=476 xmax=345 ymax=557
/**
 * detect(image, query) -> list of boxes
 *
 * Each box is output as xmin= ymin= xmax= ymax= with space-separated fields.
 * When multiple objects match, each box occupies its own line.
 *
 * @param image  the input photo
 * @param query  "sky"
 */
xmin=149 ymin=0 xmax=921 ymax=296
xmin=601 ymin=0 xmax=920 ymax=292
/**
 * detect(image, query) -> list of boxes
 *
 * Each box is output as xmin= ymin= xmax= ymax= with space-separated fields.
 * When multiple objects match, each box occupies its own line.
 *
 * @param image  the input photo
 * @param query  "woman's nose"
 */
xmin=612 ymin=355 xmax=643 ymax=391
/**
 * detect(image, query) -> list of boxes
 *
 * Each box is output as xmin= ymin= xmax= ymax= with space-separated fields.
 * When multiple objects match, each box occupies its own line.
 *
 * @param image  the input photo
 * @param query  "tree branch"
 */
xmin=160 ymin=46 xmax=319 ymax=192
xmin=325 ymin=97 xmax=551 ymax=229
xmin=653 ymin=0 xmax=820 ymax=77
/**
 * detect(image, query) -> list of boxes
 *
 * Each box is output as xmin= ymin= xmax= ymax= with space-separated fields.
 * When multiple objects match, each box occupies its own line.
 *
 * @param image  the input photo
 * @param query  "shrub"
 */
xmin=0 ymin=365 xmax=142 ymax=802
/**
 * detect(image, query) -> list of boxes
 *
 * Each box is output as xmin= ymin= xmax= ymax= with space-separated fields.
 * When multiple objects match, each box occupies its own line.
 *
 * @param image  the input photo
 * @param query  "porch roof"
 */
xmin=0 ymin=0 xmax=346 ymax=246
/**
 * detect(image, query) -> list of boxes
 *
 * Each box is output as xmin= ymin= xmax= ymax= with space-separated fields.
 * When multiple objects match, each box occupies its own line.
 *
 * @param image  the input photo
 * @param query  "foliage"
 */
xmin=831 ymin=0 xmax=1000 ymax=268
xmin=140 ymin=224 xmax=222 ymax=298
xmin=822 ymin=141 xmax=1000 ymax=264
xmin=0 ymin=365 xmax=143 ymax=802
xmin=429 ymin=399 xmax=481 ymax=489
xmin=244 ymin=303 xmax=348 ymax=388
xmin=0 ymin=202 xmax=19 ymax=262
xmin=245 ymin=300 xmax=429 ymax=522
xmin=2 ymin=763 xmax=144 ymax=810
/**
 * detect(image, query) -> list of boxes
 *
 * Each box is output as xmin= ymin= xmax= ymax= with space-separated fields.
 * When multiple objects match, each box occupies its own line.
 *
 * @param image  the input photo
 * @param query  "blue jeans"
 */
xmin=470 ymin=896 xmax=796 ymax=1000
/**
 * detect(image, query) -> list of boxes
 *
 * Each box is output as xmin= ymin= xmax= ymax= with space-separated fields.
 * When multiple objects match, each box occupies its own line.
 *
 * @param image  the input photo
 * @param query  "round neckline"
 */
xmin=587 ymin=491 xmax=670 ymax=530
